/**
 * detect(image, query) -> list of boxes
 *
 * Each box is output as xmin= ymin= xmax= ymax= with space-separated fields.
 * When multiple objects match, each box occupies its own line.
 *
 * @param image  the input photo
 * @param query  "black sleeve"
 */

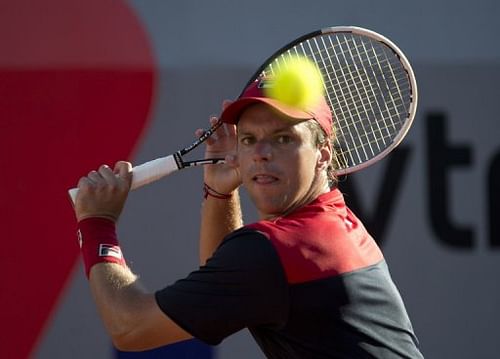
xmin=154 ymin=229 xmax=289 ymax=345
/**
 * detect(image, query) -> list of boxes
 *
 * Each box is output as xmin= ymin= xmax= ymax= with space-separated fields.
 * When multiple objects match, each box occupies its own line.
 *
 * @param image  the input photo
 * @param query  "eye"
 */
xmin=276 ymin=135 xmax=292 ymax=144
xmin=239 ymin=136 xmax=255 ymax=145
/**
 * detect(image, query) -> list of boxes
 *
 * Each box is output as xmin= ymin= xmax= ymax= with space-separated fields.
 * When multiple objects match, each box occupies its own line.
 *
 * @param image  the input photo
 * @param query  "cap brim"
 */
xmin=220 ymin=97 xmax=315 ymax=124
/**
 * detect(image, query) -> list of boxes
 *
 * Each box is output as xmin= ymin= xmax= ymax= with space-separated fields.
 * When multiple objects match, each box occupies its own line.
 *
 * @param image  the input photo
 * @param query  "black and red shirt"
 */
xmin=155 ymin=189 xmax=424 ymax=358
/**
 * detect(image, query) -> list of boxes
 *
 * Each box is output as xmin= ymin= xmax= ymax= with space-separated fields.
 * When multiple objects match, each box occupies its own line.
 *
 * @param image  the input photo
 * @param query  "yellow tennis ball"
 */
xmin=265 ymin=56 xmax=324 ymax=109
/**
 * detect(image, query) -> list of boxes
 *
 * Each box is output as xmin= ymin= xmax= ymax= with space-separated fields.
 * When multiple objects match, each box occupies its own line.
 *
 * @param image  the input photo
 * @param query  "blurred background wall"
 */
xmin=1 ymin=0 xmax=499 ymax=358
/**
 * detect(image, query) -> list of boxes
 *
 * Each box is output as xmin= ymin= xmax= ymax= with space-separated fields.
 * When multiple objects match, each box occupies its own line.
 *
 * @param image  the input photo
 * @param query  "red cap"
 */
xmin=220 ymin=77 xmax=333 ymax=137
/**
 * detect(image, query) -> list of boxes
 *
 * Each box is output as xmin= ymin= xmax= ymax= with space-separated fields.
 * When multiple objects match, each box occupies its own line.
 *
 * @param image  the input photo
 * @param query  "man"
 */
xmin=74 ymin=78 xmax=424 ymax=358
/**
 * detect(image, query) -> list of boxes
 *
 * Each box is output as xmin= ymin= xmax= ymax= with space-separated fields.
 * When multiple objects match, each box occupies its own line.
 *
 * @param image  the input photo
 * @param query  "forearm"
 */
xmin=77 ymin=217 xmax=191 ymax=350
xmin=199 ymin=189 xmax=243 ymax=265
xmin=89 ymin=263 xmax=145 ymax=341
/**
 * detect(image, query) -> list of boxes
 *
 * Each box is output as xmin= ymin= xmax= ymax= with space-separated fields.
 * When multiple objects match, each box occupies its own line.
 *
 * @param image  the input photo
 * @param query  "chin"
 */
xmin=246 ymin=185 xmax=294 ymax=216
xmin=254 ymin=200 xmax=289 ymax=219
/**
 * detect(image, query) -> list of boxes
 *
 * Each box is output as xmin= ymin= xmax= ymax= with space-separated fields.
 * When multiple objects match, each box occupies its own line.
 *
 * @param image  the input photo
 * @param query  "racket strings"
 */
xmin=314 ymin=35 xmax=364 ymax=166
xmin=331 ymin=35 xmax=380 ymax=161
xmin=336 ymin=131 xmax=401 ymax=160
xmin=263 ymin=32 xmax=412 ymax=170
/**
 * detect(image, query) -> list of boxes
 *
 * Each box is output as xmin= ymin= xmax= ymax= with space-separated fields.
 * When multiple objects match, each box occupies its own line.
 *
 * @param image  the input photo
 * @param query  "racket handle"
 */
xmin=131 ymin=155 xmax=180 ymax=189
xmin=67 ymin=155 xmax=180 ymax=204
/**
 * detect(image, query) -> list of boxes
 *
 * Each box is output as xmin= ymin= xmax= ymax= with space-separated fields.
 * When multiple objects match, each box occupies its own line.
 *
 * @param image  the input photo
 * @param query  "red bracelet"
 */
xmin=77 ymin=217 xmax=127 ymax=278
xmin=203 ymin=183 xmax=232 ymax=200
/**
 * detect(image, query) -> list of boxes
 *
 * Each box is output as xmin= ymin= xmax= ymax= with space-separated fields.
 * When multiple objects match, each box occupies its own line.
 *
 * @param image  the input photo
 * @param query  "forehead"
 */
xmin=237 ymin=103 xmax=306 ymax=132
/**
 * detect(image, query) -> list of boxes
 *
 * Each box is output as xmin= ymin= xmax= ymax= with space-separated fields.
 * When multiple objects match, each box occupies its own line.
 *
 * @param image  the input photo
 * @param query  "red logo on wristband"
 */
xmin=99 ymin=244 xmax=123 ymax=259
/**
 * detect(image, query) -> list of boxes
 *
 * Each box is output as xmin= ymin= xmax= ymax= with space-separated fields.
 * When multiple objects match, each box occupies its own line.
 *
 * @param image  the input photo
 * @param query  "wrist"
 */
xmin=203 ymin=182 xmax=233 ymax=200
xmin=76 ymin=213 xmax=117 ymax=223
xmin=77 ymin=217 xmax=126 ymax=278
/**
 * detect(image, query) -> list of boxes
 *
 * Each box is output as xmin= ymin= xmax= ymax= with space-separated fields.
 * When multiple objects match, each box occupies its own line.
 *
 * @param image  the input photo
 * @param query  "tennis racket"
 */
xmin=68 ymin=26 xmax=417 ymax=203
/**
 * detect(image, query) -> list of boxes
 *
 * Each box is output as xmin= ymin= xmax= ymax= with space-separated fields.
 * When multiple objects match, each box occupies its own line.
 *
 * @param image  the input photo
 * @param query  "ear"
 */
xmin=316 ymin=143 xmax=332 ymax=171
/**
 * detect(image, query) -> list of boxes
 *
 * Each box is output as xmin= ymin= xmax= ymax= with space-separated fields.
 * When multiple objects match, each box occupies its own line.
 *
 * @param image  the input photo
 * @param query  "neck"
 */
xmin=258 ymin=175 xmax=330 ymax=221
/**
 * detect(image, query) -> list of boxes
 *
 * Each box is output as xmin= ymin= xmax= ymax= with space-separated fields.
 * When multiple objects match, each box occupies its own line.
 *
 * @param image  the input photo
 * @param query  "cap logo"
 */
xmin=257 ymin=78 xmax=275 ymax=89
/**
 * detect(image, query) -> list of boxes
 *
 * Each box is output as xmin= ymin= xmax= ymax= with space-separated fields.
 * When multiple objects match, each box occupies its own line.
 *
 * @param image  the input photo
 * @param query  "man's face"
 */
xmin=237 ymin=103 xmax=329 ymax=219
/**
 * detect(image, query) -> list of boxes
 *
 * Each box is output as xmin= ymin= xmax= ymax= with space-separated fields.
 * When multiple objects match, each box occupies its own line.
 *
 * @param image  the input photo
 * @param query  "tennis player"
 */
xmin=74 ymin=79 xmax=424 ymax=358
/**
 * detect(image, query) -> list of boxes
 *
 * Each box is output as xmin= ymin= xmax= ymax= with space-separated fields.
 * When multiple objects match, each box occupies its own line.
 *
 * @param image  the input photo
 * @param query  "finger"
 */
xmin=222 ymin=99 xmax=233 ymax=111
xmin=211 ymin=116 xmax=227 ymax=139
xmin=195 ymin=128 xmax=204 ymax=138
xmin=206 ymin=115 xmax=224 ymax=144
xmin=197 ymin=127 xmax=216 ymax=146
xmin=78 ymin=176 xmax=94 ymax=190
xmin=98 ymin=164 xmax=116 ymax=182
xmin=209 ymin=116 xmax=219 ymax=126
xmin=87 ymin=170 xmax=103 ymax=184
xmin=226 ymin=122 xmax=237 ymax=138
xmin=196 ymin=127 xmax=215 ymax=142
xmin=114 ymin=161 xmax=133 ymax=185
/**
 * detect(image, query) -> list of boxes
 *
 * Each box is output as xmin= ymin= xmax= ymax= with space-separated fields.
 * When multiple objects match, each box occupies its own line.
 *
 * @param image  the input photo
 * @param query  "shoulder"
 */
xmin=207 ymin=227 xmax=284 ymax=272
xmin=219 ymin=227 xmax=271 ymax=252
xmin=238 ymin=191 xmax=383 ymax=284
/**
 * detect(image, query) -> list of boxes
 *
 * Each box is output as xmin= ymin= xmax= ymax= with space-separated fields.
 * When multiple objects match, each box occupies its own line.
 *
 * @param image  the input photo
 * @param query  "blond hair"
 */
xmin=304 ymin=120 xmax=340 ymax=188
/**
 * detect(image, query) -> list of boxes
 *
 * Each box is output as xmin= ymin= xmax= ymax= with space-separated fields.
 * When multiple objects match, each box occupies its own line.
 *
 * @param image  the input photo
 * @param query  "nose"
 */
xmin=252 ymin=140 xmax=272 ymax=162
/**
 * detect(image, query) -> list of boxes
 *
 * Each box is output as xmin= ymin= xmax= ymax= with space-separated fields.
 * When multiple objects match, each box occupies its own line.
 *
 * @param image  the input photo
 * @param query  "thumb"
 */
xmin=225 ymin=154 xmax=239 ymax=167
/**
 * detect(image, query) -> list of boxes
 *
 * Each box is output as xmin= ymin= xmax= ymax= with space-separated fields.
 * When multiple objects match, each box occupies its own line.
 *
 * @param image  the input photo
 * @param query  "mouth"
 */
xmin=252 ymin=174 xmax=279 ymax=184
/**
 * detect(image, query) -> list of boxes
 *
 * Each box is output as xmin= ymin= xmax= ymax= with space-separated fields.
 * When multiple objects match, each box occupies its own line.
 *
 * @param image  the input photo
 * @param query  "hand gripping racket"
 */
xmin=68 ymin=26 xmax=418 ymax=203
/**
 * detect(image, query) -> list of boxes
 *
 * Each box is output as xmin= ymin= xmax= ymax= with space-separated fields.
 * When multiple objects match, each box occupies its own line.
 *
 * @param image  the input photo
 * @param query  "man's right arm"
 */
xmin=197 ymin=110 xmax=242 ymax=265
xmin=199 ymin=188 xmax=242 ymax=265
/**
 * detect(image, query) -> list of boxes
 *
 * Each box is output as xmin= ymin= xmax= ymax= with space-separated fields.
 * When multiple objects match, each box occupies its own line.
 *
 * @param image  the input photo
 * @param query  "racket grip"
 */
xmin=130 ymin=155 xmax=179 ymax=190
xmin=67 ymin=155 xmax=180 ymax=204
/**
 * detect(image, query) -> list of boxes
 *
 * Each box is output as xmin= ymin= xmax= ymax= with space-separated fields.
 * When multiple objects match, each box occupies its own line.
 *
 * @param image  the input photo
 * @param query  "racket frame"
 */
xmin=68 ymin=26 xmax=418 ymax=203
xmin=245 ymin=26 xmax=418 ymax=175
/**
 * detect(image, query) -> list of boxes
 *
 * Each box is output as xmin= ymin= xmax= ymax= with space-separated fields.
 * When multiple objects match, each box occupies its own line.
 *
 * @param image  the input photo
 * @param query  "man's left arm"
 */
xmin=74 ymin=162 xmax=192 ymax=350
xmin=87 ymin=262 xmax=192 ymax=350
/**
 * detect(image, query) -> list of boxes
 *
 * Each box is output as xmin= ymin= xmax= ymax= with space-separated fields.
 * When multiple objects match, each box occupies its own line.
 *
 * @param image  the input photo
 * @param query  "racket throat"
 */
xmin=173 ymin=151 xmax=185 ymax=169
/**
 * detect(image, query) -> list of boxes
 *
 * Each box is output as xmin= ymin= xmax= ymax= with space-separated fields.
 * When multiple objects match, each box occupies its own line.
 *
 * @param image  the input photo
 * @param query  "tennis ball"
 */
xmin=265 ymin=56 xmax=324 ymax=109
